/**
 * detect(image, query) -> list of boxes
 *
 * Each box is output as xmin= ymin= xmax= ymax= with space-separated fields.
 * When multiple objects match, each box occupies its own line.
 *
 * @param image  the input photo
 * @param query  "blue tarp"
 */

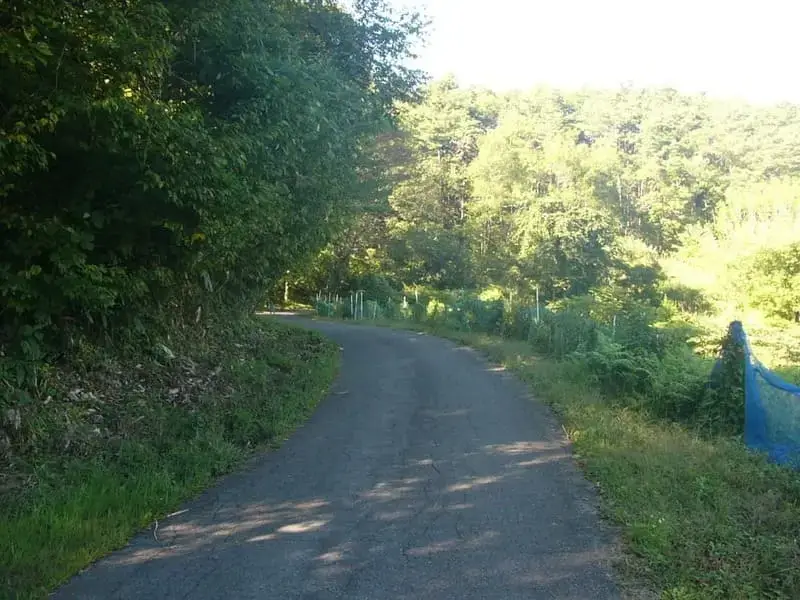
xmin=732 ymin=322 xmax=800 ymax=466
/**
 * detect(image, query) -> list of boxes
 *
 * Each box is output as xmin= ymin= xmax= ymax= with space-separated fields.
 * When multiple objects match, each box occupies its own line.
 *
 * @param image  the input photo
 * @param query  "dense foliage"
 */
xmin=0 ymin=0 xmax=423 ymax=360
xmin=5 ymin=5 xmax=800 ymax=596
xmin=306 ymin=77 xmax=800 ymax=439
xmin=302 ymin=78 xmax=800 ymax=315
xmin=1 ymin=4 xmax=423 ymax=593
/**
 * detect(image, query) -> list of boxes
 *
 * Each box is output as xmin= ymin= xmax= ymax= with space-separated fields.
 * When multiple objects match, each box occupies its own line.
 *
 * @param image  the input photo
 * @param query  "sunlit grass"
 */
xmin=0 ymin=318 xmax=339 ymax=600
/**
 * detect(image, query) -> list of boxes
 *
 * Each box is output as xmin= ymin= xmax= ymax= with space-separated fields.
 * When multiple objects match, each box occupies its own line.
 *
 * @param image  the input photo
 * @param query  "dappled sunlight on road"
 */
xmin=56 ymin=319 xmax=619 ymax=600
xmin=485 ymin=440 xmax=565 ymax=455
xmin=98 ymin=435 xmax=607 ymax=594
xmin=515 ymin=455 xmax=567 ymax=467
xmin=277 ymin=520 xmax=329 ymax=533
xmin=360 ymin=478 xmax=423 ymax=502
xmin=105 ymin=497 xmax=335 ymax=566
xmin=246 ymin=533 xmax=278 ymax=542
xmin=108 ymin=437 xmax=569 ymax=564
xmin=447 ymin=475 xmax=502 ymax=492
xmin=88 ymin=428 xmax=613 ymax=600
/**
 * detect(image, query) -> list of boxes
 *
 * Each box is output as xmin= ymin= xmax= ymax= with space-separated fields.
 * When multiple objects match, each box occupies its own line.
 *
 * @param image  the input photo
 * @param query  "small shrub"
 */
xmin=502 ymin=304 xmax=536 ymax=340
xmin=700 ymin=323 xmax=745 ymax=435
xmin=426 ymin=298 xmax=447 ymax=324
xmin=529 ymin=306 xmax=599 ymax=359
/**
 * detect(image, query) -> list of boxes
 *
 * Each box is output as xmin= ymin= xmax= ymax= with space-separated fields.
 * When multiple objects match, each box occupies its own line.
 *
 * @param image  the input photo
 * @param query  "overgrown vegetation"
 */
xmin=1 ymin=1 xmax=420 ymax=597
xmin=5 ymin=0 xmax=800 ymax=595
xmin=300 ymin=77 xmax=800 ymax=438
xmin=1 ymin=1 xmax=423 ymax=357
xmin=1 ymin=317 xmax=339 ymax=599
xmin=294 ymin=81 xmax=800 ymax=303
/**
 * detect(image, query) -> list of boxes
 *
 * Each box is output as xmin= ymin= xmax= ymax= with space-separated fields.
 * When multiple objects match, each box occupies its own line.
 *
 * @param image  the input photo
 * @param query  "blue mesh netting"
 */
xmin=732 ymin=322 xmax=800 ymax=466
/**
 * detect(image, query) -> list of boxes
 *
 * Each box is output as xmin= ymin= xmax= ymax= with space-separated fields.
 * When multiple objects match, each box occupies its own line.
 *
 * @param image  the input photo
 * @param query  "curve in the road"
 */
xmin=55 ymin=318 xmax=620 ymax=600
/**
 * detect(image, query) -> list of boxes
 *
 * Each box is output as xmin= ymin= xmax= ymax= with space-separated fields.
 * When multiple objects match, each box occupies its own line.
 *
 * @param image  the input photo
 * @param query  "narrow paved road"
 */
xmin=55 ymin=318 xmax=619 ymax=600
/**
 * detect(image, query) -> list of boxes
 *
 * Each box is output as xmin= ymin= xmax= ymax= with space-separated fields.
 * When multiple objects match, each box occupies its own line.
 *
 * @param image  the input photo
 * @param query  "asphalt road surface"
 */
xmin=55 ymin=318 xmax=620 ymax=600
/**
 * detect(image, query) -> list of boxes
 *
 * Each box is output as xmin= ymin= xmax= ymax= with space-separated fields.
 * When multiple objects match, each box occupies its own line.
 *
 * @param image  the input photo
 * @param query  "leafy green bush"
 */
xmin=409 ymin=302 xmax=427 ymax=323
xmin=314 ymin=301 xmax=337 ymax=318
xmin=0 ymin=0 xmax=422 ymax=356
xmin=648 ymin=344 xmax=711 ymax=423
xmin=448 ymin=295 xmax=504 ymax=333
xmin=699 ymin=323 xmax=746 ymax=435
xmin=614 ymin=307 xmax=666 ymax=355
xmin=661 ymin=282 xmax=714 ymax=314
xmin=351 ymin=275 xmax=402 ymax=304
xmin=529 ymin=306 xmax=599 ymax=359
xmin=426 ymin=298 xmax=447 ymax=324
xmin=502 ymin=304 xmax=538 ymax=340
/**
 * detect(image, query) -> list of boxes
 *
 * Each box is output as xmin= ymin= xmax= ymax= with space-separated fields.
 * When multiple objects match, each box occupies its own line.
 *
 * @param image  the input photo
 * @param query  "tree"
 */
xmin=740 ymin=243 xmax=800 ymax=321
xmin=0 ymin=0 xmax=424 ymax=349
xmin=383 ymin=77 xmax=495 ymax=288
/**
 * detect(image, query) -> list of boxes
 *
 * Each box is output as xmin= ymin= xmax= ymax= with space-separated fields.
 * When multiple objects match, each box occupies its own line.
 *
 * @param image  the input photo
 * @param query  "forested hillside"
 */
xmin=301 ymin=77 xmax=800 ymax=331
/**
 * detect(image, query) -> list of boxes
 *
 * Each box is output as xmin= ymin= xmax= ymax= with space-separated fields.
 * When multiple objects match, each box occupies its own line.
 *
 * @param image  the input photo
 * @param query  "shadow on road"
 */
xmin=55 ymin=321 xmax=619 ymax=600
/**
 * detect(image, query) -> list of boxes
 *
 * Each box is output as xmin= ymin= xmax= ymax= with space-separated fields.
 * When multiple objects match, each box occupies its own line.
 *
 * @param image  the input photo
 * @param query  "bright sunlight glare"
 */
xmin=394 ymin=0 xmax=800 ymax=104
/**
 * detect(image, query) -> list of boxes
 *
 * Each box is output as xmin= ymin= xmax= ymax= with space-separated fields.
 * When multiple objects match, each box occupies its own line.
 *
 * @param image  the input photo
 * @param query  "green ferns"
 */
xmin=575 ymin=333 xmax=659 ymax=396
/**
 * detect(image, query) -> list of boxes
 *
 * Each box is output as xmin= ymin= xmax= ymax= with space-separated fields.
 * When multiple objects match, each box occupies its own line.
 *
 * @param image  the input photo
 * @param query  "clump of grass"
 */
xmin=0 ymin=317 xmax=339 ymax=600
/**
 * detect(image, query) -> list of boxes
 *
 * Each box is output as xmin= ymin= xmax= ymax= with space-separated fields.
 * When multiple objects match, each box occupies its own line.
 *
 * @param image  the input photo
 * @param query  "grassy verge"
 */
xmin=314 ymin=316 xmax=800 ymax=599
xmin=0 ymin=317 xmax=339 ymax=599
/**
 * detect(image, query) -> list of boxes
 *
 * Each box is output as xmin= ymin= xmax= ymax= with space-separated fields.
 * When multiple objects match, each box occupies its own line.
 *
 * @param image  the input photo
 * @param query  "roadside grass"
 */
xmin=0 ymin=317 xmax=339 ymax=600
xmin=312 ymin=316 xmax=800 ymax=599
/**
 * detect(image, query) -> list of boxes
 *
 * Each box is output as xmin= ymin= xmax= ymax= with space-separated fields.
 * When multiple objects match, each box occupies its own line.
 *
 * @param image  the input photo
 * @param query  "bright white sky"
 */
xmin=393 ymin=0 xmax=800 ymax=104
